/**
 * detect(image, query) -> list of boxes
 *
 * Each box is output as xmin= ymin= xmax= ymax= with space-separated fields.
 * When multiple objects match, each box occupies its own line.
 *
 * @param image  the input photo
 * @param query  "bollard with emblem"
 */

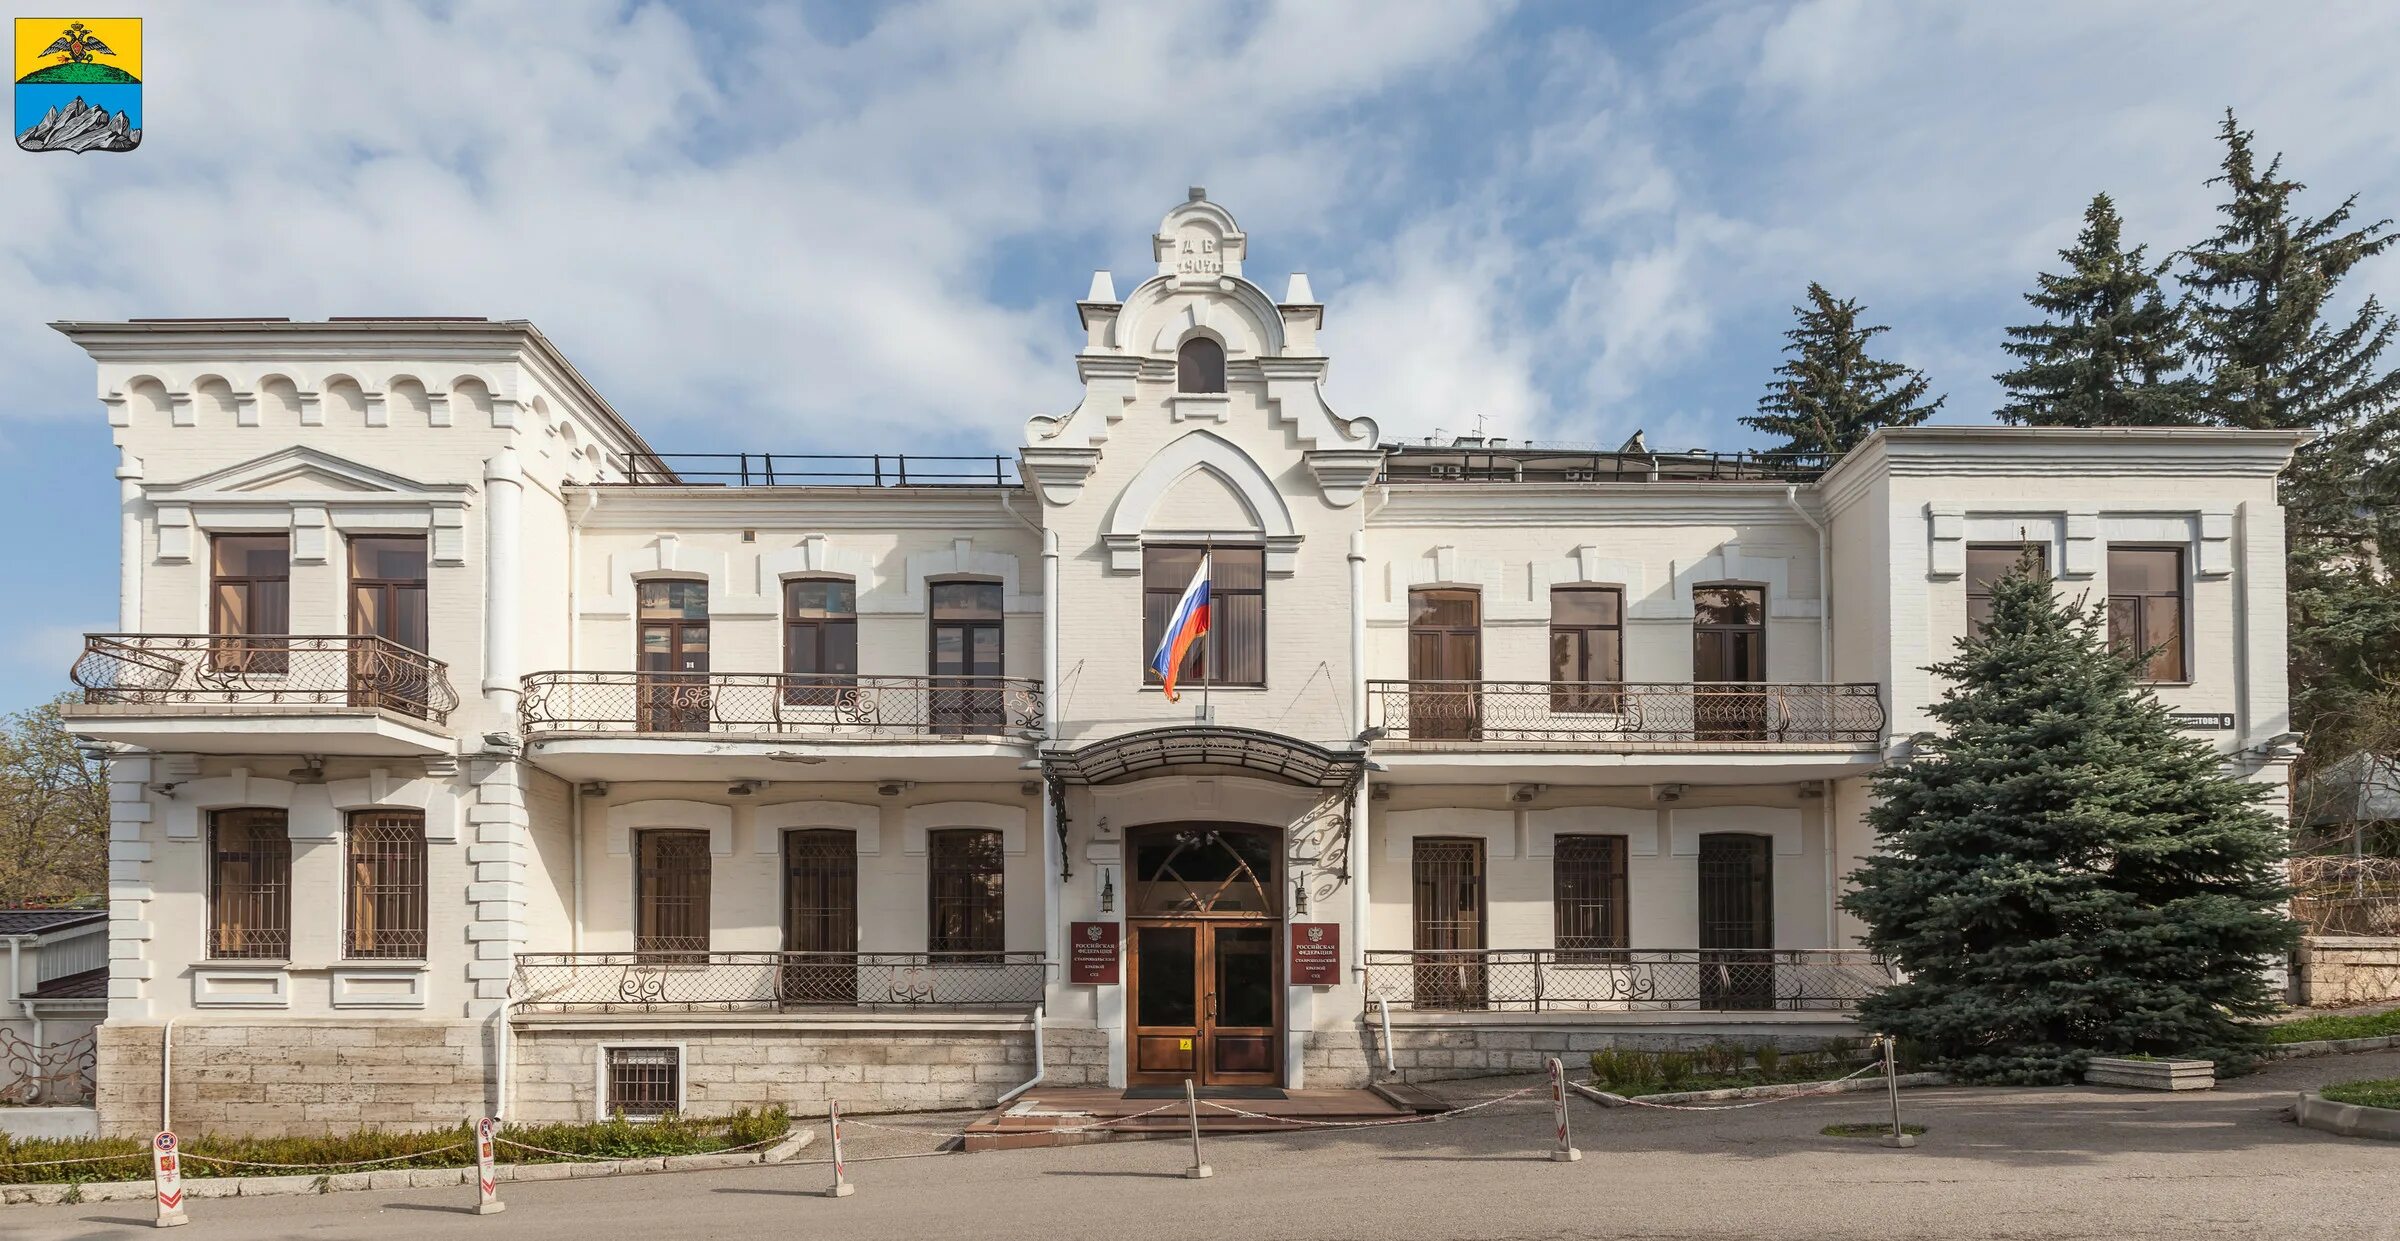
xmin=473 ymin=1115 xmax=506 ymax=1214
xmin=151 ymin=1129 xmax=187 ymax=1228
xmin=1546 ymin=1056 xmax=1582 ymax=1162
xmin=1183 ymin=1078 xmax=1212 ymax=1179
xmin=824 ymin=1099 xmax=855 ymax=1197
xmin=1878 ymin=1034 xmax=1916 ymax=1149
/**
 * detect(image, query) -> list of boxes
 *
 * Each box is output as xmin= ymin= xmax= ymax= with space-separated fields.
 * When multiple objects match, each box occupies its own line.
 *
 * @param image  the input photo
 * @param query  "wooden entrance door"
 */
xmin=1697 ymin=832 xmax=1774 ymax=1009
xmin=637 ymin=580 xmax=711 ymax=732
xmin=1408 ymin=588 xmax=1482 ymax=739
xmin=347 ymin=535 xmax=432 ymax=714
xmin=1128 ymin=921 xmax=1280 ymax=1086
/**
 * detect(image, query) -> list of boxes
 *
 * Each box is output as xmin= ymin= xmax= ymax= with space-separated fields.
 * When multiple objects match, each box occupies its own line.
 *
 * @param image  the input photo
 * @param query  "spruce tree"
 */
xmin=1742 ymin=283 xmax=1944 ymax=458
xmin=1996 ymin=193 xmax=2201 ymax=427
xmin=2183 ymin=111 xmax=2400 ymax=760
xmin=1842 ymin=558 xmax=2296 ymax=1083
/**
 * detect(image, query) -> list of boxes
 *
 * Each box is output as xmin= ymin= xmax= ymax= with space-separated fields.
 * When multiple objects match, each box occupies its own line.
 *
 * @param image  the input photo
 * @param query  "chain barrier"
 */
xmin=1569 ymin=1058 xmax=1884 ymax=1111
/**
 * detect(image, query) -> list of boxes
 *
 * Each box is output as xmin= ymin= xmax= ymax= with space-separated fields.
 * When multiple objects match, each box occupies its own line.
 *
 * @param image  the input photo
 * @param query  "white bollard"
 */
xmin=473 ymin=1116 xmax=506 ymax=1215
xmin=151 ymin=1130 xmax=187 ymax=1228
xmin=1878 ymin=1035 xmax=1916 ymax=1149
xmin=824 ymin=1099 xmax=855 ymax=1197
xmin=1183 ymin=1078 xmax=1212 ymax=1179
xmin=1547 ymin=1056 xmax=1582 ymax=1162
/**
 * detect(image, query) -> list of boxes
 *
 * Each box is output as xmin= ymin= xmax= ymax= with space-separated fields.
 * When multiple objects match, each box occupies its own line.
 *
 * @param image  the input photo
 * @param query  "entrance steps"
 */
xmin=962 ymin=1087 xmax=1425 ymax=1151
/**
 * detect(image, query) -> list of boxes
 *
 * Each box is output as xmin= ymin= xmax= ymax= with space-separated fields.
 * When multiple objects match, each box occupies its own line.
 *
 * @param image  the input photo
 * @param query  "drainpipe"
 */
xmin=117 ymin=451 xmax=144 ymax=630
xmin=7 ymin=938 xmax=44 ymax=1102
xmin=1784 ymin=485 xmax=1831 ymax=682
xmin=482 ymin=450 xmax=525 ymax=713
xmin=997 ymin=1005 xmax=1045 ymax=1105
xmin=1348 ymin=530 xmax=1370 ymax=980
xmin=494 ymin=987 xmax=514 ymax=1121
xmin=570 ymin=790 xmax=585 ymax=953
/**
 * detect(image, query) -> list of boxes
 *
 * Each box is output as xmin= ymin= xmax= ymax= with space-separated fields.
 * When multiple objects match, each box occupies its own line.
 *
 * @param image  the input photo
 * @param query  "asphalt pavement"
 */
xmin=8 ymin=1048 xmax=2398 ymax=1240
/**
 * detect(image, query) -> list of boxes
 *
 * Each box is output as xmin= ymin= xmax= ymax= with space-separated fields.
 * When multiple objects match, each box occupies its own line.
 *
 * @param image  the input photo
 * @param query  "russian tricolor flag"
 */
xmin=1150 ymin=553 xmax=1211 ymax=703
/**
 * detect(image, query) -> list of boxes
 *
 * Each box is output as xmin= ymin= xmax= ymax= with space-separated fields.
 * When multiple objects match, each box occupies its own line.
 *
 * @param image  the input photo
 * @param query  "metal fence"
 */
xmin=1365 ymin=680 xmax=1884 ymax=745
xmin=614 ymin=453 xmax=1020 ymax=487
xmin=1361 ymin=948 xmax=1894 ymax=1012
xmin=518 ymin=671 xmax=1046 ymax=740
xmin=511 ymin=952 xmax=1050 ymax=1012
xmin=0 ymin=1027 xmax=96 ymax=1105
xmin=2291 ymin=855 xmax=2400 ymax=935
xmin=70 ymin=633 xmax=458 ymax=725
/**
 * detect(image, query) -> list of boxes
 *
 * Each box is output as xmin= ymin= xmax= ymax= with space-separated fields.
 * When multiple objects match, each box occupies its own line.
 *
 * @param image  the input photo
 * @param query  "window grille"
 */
xmin=782 ymin=829 xmax=859 ymax=1004
xmin=346 ymin=810 xmax=428 ymax=959
xmin=636 ymin=830 xmax=712 ymax=957
xmin=210 ymin=809 xmax=292 ymax=960
xmin=928 ymin=828 xmax=1005 ymax=961
xmin=1553 ymin=835 xmax=1629 ymax=963
xmin=605 ymin=1047 xmax=680 ymax=1119
xmin=1411 ymin=837 xmax=1485 ymax=1007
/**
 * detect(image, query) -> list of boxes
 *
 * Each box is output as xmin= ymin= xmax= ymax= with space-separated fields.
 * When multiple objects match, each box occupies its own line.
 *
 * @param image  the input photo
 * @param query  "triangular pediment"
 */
xmin=149 ymin=445 xmax=471 ymax=502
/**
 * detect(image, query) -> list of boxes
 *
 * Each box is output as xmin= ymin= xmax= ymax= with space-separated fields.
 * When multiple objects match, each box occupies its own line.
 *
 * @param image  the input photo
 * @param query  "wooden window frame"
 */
xmin=1692 ymin=583 xmax=1766 ymax=681
xmin=347 ymin=534 xmax=429 ymax=653
xmin=1548 ymin=586 xmax=1624 ymax=713
xmin=927 ymin=827 xmax=1006 ymax=962
xmin=209 ymin=808 xmax=292 ymax=961
xmin=2107 ymin=545 xmax=2188 ymax=683
xmin=634 ymin=828 xmax=712 ymax=958
xmin=209 ymin=533 xmax=292 ymax=674
xmin=344 ymin=809 xmax=428 ymax=960
xmin=781 ymin=577 xmax=858 ymax=704
xmin=1142 ymin=544 xmax=1267 ymax=690
xmin=1553 ymin=835 xmax=1629 ymax=964
xmin=1965 ymin=543 xmax=2048 ymax=634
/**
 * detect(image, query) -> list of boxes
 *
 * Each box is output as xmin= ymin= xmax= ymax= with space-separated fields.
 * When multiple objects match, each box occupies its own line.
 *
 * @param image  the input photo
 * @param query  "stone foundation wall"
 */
xmin=2295 ymin=936 xmax=2400 ymax=1007
xmin=1315 ymin=1017 xmax=1865 ymax=1084
xmin=509 ymin=1019 xmax=1104 ymax=1122
xmin=97 ymin=1020 xmax=493 ymax=1137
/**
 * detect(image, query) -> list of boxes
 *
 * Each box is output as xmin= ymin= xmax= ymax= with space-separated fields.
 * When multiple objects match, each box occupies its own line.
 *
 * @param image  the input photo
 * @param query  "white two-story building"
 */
xmin=55 ymin=191 xmax=2303 ymax=1134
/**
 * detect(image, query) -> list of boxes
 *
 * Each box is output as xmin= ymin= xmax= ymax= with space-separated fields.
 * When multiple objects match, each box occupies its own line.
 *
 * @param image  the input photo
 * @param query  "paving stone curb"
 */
xmin=2294 ymin=1091 xmax=2400 ymax=1141
xmin=2266 ymin=1034 xmax=2398 ymax=1059
xmin=0 ymin=1126 xmax=813 ymax=1207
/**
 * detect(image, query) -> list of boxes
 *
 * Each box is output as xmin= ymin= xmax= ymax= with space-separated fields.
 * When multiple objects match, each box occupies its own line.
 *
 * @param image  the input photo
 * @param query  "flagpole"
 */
xmin=1202 ymin=535 xmax=1213 ymax=725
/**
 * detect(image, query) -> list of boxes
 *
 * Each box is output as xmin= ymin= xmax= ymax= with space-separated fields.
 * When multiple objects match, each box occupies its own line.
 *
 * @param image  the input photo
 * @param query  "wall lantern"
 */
xmin=1099 ymin=869 xmax=1115 ymax=914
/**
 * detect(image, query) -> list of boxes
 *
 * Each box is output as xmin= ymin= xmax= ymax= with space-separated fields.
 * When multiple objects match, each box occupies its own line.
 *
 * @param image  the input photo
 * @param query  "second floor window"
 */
xmin=210 ymin=808 xmax=291 ymax=960
xmin=1143 ymin=545 xmax=1265 ymax=688
xmin=928 ymin=828 xmax=1005 ymax=960
xmin=783 ymin=579 xmax=858 ymax=696
xmin=349 ymin=535 xmax=428 ymax=652
xmin=2108 ymin=546 xmax=2187 ymax=682
xmin=1966 ymin=543 xmax=2048 ymax=633
xmin=346 ymin=810 xmax=428 ymax=960
xmin=212 ymin=534 xmax=290 ymax=673
xmin=638 ymin=580 xmax=711 ymax=732
xmin=1693 ymin=585 xmax=1765 ymax=682
xmin=1550 ymin=587 xmax=1623 ymax=712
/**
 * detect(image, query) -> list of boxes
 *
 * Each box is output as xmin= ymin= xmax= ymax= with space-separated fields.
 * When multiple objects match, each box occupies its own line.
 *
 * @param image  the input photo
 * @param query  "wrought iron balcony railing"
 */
xmin=518 ymin=671 xmax=1045 ymax=740
xmin=1362 ymin=948 xmax=1894 ymax=1013
xmin=1365 ymin=680 xmax=1884 ymax=745
xmin=510 ymin=951 xmax=1050 ymax=1012
xmin=70 ymin=633 xmax=459 ymax=725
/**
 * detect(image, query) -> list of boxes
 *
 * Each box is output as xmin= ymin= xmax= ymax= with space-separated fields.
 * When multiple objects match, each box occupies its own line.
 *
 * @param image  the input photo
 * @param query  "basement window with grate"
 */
xmin=604 ymin=1046 xmax=682 ymax=1120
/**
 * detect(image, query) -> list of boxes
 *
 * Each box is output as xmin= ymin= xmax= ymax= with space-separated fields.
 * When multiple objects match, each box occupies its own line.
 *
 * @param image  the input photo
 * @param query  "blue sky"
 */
xmin=4 ymin=0 xmax=2400 ymax=709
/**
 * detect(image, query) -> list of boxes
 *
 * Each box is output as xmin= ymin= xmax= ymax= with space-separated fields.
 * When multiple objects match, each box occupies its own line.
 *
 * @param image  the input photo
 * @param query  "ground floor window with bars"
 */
xmin=636 ymin=830 xmax=712 ymax=957
xmin=1553 ymin=834 xmax=1629 ymax=962
xmin=210 ymin=808 xmax=292 ymax=960
xmin=928 ymin=828 xmax=1005 ymax=961
xmin=345 ymin=810 xmax=428 ymax=959
xmin=603 ymin=1046 xmax=682 ymax=1120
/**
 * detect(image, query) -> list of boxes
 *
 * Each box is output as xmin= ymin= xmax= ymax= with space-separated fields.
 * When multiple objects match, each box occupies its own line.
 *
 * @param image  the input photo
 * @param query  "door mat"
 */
xmin=1122 ymin=1086 xmax=1287 ymax=1101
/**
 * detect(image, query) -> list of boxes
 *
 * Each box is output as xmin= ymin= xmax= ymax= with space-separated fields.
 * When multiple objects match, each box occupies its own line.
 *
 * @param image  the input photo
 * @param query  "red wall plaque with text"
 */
xmin=1068 ymin=921 xmax=1120 ymax=985
xmin=1289 ymin=922 xmax=1342 ymax=986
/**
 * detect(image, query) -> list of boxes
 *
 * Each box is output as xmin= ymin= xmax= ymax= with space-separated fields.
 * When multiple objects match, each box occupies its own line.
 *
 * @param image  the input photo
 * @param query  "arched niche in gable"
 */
xmin=1102 ymin=429 xmax=1299 ymax=575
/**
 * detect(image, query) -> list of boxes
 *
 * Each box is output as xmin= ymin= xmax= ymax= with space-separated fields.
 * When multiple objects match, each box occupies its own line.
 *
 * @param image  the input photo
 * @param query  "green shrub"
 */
xmin=2320 ymin=1078 xmax=2400 ymax=1110
xmin=1752 ymin=1044 xmax=1781 ymax=1077
xmin=0 ymin=1107 xmax=790 ymax=1185
xmin=1655 ymin=1052 xmax=1693 ymax=1089
xmin=2266 ymin=1007 xmax=2400 ymax=1045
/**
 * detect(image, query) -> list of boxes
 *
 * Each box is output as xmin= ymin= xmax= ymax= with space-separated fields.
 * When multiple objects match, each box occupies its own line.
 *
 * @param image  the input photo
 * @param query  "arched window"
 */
xmin=1177 ymin=337 xmax=1226 ymax=393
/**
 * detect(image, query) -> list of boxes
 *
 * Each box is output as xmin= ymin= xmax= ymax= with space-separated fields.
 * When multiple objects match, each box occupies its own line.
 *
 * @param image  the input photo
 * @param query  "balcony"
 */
xmin=1361 ymin=948 xmax=1893 ymax=1014
xmin=517 ymin=671 xmax=1045 ymax=782
xmin=64 ymin=633 xmax=458 ymax=756
xmin=1363 ymin=680 xmax=1886 ymax=782
xmin=509 ymin=951 xmax=1049 ymax=1013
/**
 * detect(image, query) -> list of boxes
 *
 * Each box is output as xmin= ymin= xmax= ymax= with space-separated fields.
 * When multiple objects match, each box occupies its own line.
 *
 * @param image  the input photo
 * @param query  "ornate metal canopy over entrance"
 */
xmin=1039 ymin=726 xmax=1365 ymax=789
